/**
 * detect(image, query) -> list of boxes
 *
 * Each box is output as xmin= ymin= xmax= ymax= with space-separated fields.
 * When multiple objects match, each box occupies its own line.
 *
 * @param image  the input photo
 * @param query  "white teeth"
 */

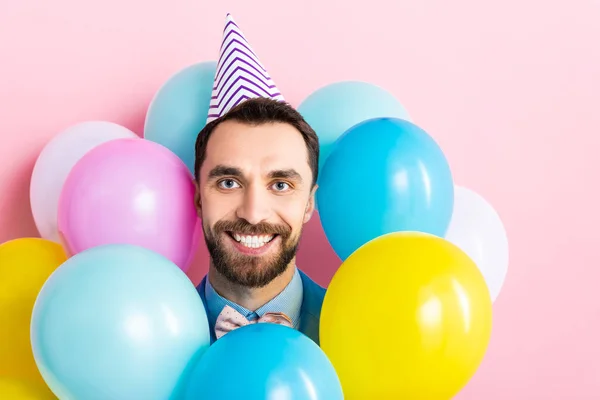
xmin=231 ymin=233 xmax=274 ymax=248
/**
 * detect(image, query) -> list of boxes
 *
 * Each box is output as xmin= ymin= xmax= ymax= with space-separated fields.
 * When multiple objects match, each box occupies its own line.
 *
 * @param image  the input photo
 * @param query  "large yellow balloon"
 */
xmin=0 ymin=238 xmax=66 ymax=399
xmin=320 ymin=232 xmax=493 ymax=399
xmin=0 ymin=377 xmax=56 ymax=399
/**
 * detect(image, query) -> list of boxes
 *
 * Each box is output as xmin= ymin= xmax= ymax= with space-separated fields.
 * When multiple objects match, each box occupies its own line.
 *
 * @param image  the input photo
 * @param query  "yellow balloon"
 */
xmin=0 ymin=377 xmax=56 ymax=399
xmin=0 ymin=238 xmax=66 ymax=399
xmin=320 ymin=232 xmax=493 ymax=399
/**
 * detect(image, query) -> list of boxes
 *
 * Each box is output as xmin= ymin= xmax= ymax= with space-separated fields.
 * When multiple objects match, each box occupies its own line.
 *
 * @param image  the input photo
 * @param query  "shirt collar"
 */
xmin=205 ymin=267 xmax=304 ymax=331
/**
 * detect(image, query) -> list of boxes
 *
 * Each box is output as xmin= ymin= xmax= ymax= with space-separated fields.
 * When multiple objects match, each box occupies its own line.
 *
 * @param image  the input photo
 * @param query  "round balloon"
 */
xmin=317 ymin=117 xmax=454 ymax=260
xmin=298 ymin=80 xmax=411 ymax=176
xmin=30 ymin=121 xmax=138 ymax=243
xmin=30 ymin=244 xmax=210 ymax=400
xmin=57 ymin=138 xmax=200 ymax=272
xmin=182 ymin=324 xmax=343 ymax=400
xmin=144 ymin=61 xmax=217 ymax=173
xmin=445 ymin=185 xmax=509 ymax=302
xmin=0 ymin=238 xmax=66 ymax=398
xmin=320 ymin=232 xmax=492 ymax=399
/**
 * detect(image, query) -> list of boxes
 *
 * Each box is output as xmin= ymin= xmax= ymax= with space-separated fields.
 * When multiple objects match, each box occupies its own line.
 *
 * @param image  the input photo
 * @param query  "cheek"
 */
xmin=274 ymin=198 xmax=308 ymax=231
xmin=200 ymin=191 xmax=240 ymax=223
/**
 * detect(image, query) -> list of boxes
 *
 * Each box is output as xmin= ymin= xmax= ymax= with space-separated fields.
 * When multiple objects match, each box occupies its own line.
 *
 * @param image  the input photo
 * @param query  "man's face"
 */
xmin=196 ymin=120 xmax=316 ymax=288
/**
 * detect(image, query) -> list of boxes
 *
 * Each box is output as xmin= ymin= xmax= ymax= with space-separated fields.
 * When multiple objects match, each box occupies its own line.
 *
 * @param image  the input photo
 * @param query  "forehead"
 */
xmin=202 ymin=120 xmax=311 ymax=178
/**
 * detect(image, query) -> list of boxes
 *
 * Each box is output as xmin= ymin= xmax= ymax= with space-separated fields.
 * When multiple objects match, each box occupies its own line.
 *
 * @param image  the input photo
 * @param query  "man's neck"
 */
xmin=207 ymin=261 xmax=297 ymax=312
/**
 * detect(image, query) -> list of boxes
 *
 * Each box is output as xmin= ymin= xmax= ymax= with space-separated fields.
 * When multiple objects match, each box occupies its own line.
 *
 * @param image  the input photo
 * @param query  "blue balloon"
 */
xmin=316 ymin=118 xmax=454 ymax=260
xmin=297 ymin=81 xmax=411 ymax=178
xmin=182 ymin=324 xmax=344 ymax=400
xmin=30 ymin=244 xmax=211 ymax=400
xmin=144 ymin=61 xmax=216 ymax=174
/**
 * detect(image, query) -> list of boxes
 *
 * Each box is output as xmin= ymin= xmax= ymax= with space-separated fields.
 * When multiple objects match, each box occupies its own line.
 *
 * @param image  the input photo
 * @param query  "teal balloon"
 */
xmin=30 ymin=244 xmax=211 ymax=400
xmin=298 ymin=81 xmax=411 ymax=178
xmin=316 ymin=118 xmax=454 ymax=260
xmin=144 ymin=61 xmax=216 ymax=174
xmin=182 ymin=324 xmax=343 ymax=400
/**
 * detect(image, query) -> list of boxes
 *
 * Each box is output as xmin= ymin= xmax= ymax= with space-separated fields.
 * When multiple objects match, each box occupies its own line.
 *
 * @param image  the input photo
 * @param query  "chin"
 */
xmin=220 ymin=260 xmax=288 ymax=288
xmin=216 ymin=248 xmax=294 ymax=288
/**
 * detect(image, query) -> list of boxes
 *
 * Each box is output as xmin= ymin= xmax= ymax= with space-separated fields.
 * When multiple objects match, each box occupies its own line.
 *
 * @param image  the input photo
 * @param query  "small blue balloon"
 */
xmin=144 ymin=61 xmax=216 ymax=174
xmin=316 ymin=118 xmax=454 ymax=260
xmin=30 ymin=244 xmax=211 ymax=400
xmin=182 ymin=324 xmax=344 ymax=400
xmin=297 ymin=81 xmax=411 ymax=178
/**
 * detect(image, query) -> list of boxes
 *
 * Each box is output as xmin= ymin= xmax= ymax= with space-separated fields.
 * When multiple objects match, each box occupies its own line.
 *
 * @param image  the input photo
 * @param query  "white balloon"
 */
xmin=30 ymin=121 xmax=138 ymax=243
xmin=445 ymin=186 xmax=509 ymax=302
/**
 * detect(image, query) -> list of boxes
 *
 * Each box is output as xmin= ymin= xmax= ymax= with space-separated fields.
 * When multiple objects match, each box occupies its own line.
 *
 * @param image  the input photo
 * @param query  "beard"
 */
xmin=202 ymin=218 xmax=301 ymax=288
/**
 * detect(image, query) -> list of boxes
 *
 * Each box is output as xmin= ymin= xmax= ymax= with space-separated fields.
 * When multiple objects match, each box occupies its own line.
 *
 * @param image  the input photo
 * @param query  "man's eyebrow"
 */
xmin=207 ymin=165 xmax=244 ymax=180
xmin=268 ymin=169 xmax=303 ymax=183
xmin=207 ymin=165 xmax=303 ymax=183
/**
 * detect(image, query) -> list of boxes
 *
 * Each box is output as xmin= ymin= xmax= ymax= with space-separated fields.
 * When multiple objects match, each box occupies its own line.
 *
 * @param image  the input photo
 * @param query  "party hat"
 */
xmin=207 ymin=14 xmax=285 ymax=123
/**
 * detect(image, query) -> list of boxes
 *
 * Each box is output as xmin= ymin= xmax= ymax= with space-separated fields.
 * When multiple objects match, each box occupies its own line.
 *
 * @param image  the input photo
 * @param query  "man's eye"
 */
xmin=272 ymin=181 xmax=290 ymax=191
xmin=218 ymin=179 xmax=240 ymax=189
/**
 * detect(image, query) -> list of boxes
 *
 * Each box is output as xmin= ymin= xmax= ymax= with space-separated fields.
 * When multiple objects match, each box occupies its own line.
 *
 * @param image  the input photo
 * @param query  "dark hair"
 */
xmin=194 ymin=97 xmax=319 ymax=186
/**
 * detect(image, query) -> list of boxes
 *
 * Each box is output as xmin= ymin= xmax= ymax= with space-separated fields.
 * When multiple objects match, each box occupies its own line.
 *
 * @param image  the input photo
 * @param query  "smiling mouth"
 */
xmin=226 ymin=232 xmax=277 ymax=249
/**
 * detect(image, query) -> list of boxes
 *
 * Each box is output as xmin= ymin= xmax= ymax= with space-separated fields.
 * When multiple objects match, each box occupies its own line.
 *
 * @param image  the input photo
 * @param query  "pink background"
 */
xmin=1 ymin=0 xmax=599 ymax=398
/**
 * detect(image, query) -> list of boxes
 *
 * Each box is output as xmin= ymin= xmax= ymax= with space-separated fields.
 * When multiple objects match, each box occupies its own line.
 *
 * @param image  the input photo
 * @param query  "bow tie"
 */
xmin=214 ymin=305 xmax=293 ymax=339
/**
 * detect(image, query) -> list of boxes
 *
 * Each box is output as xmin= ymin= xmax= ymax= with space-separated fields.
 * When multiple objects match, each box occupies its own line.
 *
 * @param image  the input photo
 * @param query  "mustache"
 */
xmin=213 ymin=219 xmax=291 ymax=237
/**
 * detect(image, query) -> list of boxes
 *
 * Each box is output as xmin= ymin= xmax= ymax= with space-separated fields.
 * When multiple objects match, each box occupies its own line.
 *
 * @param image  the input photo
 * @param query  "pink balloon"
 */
xmin=58 ymin=138 xmax=200 ymax=272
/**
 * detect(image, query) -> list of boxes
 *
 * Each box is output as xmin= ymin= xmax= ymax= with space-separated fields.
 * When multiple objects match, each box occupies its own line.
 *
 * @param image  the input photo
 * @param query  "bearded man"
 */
xmin=194 ymin=97 xmax=325 ymax=345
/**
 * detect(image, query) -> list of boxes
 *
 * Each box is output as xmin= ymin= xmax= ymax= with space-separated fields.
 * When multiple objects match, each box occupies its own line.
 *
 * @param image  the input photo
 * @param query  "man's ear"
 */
xmin=194 ymin=180 xmax=202 ymax=217
xmin=303 ymin=184 xmax=318 ymax=224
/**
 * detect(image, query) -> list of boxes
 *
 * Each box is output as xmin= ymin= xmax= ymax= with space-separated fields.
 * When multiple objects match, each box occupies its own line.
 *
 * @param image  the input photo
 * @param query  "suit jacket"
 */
xmin=196 ymin=270 xmax=326 ymax=346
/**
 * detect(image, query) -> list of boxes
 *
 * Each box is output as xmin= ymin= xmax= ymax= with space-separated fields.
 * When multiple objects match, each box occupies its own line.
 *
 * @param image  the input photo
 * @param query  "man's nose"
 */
xmin=235 ymin=184 xmax=272 ymax=225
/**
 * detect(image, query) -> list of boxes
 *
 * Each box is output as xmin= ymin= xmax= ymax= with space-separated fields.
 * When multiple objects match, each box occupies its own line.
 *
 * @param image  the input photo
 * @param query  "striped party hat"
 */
xmin=207 ymin=14 xmax=285 ymax=123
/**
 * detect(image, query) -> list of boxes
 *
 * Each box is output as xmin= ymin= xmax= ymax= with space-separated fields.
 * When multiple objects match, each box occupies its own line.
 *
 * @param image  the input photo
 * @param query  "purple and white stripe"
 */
xmin=207 ymin=14 xmax=285 ymax=123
